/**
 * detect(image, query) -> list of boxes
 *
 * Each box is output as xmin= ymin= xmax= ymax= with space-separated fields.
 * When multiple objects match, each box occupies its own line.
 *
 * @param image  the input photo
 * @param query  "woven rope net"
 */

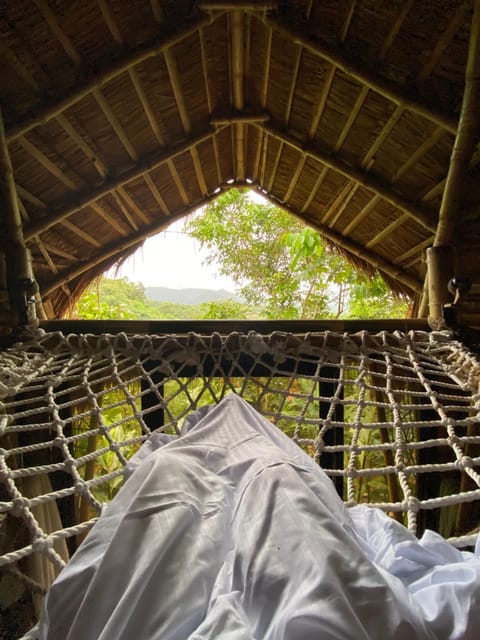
xmin=1 ymin=329 xmax=480 ymax=637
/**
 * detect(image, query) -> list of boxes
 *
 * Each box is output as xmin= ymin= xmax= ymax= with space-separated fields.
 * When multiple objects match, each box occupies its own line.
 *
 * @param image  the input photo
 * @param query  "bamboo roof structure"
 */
xmin=1 ymin=0 xmax=480 ymax=325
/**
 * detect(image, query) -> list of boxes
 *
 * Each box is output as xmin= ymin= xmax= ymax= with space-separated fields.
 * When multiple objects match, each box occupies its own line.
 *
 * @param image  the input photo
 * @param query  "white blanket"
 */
xmin=39 ymin=395 xmax=480 ymax=639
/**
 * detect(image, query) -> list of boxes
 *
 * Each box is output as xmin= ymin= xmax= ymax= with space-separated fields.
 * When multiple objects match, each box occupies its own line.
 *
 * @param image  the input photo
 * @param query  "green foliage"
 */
xmin=186 ymin=189 xmax=410 ymax=319
xmin=200 ymin=299 xmax=250 ymax=319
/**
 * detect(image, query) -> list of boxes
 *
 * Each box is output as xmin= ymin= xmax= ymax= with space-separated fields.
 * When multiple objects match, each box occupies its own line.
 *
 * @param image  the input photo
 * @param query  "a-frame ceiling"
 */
xmin=1 ymin=0 xmax=479 ymax=320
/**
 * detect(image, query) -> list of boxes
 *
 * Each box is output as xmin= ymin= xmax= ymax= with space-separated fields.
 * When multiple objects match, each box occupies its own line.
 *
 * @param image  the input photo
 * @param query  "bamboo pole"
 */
xmin=265 ymin=16 xmax=458 ymax=134
xmin=259 ymin=121 xmax=437 ymax=231
xmin=24 ymin=126 xmax=222 ymax=240
xmin=199 ymin=2 xmax=277 ymax=9
xmin=0 ymin=106 xmax=38 ymax=324
xmin=210 ymin=112 xmax=270 ymax=125
xmin=5 ymin=15 xmax=214 ymax=143
xmin=434 ymin=0 xmax=480 ymax=247
xmin=426 ymin=245 xmax=455 ymax=328
xmin=231 ymin=10 xmax=246 ymax=181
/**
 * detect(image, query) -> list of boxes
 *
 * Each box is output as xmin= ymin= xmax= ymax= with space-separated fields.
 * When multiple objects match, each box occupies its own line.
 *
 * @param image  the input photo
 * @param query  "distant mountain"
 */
xmin=145 ymin=286 xmax=242 ymax=305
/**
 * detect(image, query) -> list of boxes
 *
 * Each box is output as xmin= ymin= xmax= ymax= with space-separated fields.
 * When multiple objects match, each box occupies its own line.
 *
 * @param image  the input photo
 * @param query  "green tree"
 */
xmin=185 ymin=189 xmax=409 ymax=319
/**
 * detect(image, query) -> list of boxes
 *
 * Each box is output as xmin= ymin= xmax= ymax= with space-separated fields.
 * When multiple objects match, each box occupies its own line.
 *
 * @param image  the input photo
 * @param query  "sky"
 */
xmin=108 ymin=217 xmax=239 ymax=292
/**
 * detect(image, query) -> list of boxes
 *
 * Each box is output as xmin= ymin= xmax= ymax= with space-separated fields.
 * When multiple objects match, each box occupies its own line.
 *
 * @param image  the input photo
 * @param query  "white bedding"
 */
xmin=39 ymin=394 xmax=480 ymax=639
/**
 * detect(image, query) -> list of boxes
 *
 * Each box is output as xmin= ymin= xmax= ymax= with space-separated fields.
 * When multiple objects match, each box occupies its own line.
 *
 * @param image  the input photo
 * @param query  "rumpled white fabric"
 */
xmin=38 ymin=394 xmax=480 ymax=639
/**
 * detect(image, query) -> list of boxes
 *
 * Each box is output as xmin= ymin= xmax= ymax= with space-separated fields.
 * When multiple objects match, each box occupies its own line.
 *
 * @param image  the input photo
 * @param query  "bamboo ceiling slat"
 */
xmin=343 ymin=194 xmax=381 ymax=236
xmin=60 ymin=219 xmax=101 ymax=248
xmin=340 ymin=0 xmax=357 ymax=42
xmin=110 ymin=190 xmax=138 ymax=231
xmin=283 ymin=156 xmax=306 ymax=202
xmin=41 ymin=241 xmax=77 ymax=262
xmin=56 ymin=113 xmax=109 ymax=180
xmin=5 ymin=15 xmax=214 ymax=143
xmin=378 ymin=0 xmax=415 ymax=61
xmin=167 ymin=159 xmax=190 ymax=206
xmin=18 ymin=136 xmax=78 ymax=190
xmin=395 ymin=237 xmax=434 ymax=265
xmin=334 ymin=85 xmax=369 ymax=152
xmin=321 ymin=180 xmax=352 ymax=225
xmin=116 ymin=186 xmax=149 ymax=225
xmin=308 ymin=65 xmax=335 ymax=139
xmin=34 ymin=0 xmax=82 ymax=66
xmin=261 ymin=121 xmax=436 ymax=231
xmin=327 ymin=184 xmax=360 ymax=229
xmin=15 ymin=184 xmax=46 ymax=210
xmin=23 ymin=126 xmax=220 ymax=240
xmin=98 ymin=0 xmax=123 ymax=45
xmin=90 ymin=202 xmax=128 ymax=237
xmin=366 ymin=213 xmax=411 ymax=250
xmin=416 ymin=1 xmax=469 ymax=83
xmin=92 ymin=88 xmax=138 ymax=161
xmin=300 ymin=165 xmax=329 ymax=213
xmin=264 ymin=15 xmax=457 ymax=134
xmin=143 ymin=174 xmax=169 ymax=216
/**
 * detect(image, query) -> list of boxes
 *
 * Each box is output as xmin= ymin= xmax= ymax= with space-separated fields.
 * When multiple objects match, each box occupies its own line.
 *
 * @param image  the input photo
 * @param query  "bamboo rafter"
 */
xmin=41 ymin=192 xmax=222 ymax=297
xmin=60 ymin=219 xmax=101 ymax=248
xmin=259 ymin=121 xmax=437 ymax=231
xmin=23 ymin=126 xmax=222 ymax=240
xmin=264 ymin=16 xmax=458 ymax=134
xmin=110 ymin=190 xmax=139 ymax=231
xmin=90 ymin=202 xmax=129 ymax=237
xmin=5 ymin=15 xmax=215 ymax=143
xmin=300 ymin=166 xmax=329 ymax=213
xmin=231 ymin=10 xmax=246 ymax=181
xmin=143 ymin=174 xmax=169 ymax=215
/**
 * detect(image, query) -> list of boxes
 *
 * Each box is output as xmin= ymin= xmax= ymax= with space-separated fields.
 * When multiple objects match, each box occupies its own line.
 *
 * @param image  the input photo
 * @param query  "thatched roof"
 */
xmin=1 ymin=0 xmax=479 ymax=323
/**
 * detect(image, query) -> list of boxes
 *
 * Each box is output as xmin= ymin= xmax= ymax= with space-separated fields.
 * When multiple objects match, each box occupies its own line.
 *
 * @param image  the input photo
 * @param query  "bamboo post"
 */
xmin=426 ymin=245 xmax=454 ymax=329
xmin=0 ymin=105 xmax=38 ymax=327
xmin=434 ymin=0 xmax=480 ymax=247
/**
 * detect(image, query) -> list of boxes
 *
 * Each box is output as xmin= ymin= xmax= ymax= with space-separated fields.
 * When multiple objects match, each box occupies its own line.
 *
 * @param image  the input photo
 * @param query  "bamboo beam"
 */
xmin=210 ymin=112 xmax=270 ymax=125
xmin=231 ymin=10 xmax=246 ymax=181
xmin=260 ymin=121 xmax=437 ymax=231
xmin=392 ymin=127 xmax=445 ymax=183
xmin=340 ymin=0 xmax=357 ymax=42
xmin=0 ymin=107 xmax=25 ymax=248
xmin=24 ymin=126 xmax=220 ymax=240
xmin=128 ymin=68 xmax=165 ymax=146
xmin=34 ymin=0 xmax=81 ymax=65
xmin=18 ymin=136 xmax=78 ymax=190
xmin=417 ymin=2 xmax=469 ymax=83
xmin=98 ymin=0 xmax=123 ymax=44
xmin=309 ymin=64 xmax=335 ymax=138
xmin=434 ymin=0 xmax=480 ymax=247
xmin=334 ymin=85 xmax=369 ymax=152
xmin=5 ymin=15 xmax=214 ymax=143
xmin=361 ymin=105 xmax=404 ymax=168
xmin=265 ymin=16 xmax=458 ymax=134
xmin=378 ymin=0 xmax=414 ymax=60
xmin=266 ymin=193 xmax=423 ymax=293
xmin=16 ymin=184 xmax=47 ymax=210
xmin=167 ymin=159 xmax=190 ymax=205
xmin=321 ymin=180 xmax=353 ymax=224
xmin=117 ymin=186 xmax=149 ymax=225
xmin=150 ymin=0 xmax=163 ymax=23
xmin=41 ymin=241 xmax=77 ymax=262
xmin=110 ymin=190 xmax=138 ymax=230
xmin=366 ymin=213 xmax=410 ymax=249
xmin=143 ymin=174 xmax=169 ymax=215
xmin=56 ymin=114 xmax=109 ymax=179
xmin=283 ymin=156 xmax=306 ymax=202
xmin=267 ymin=140 xmax=283 ymax=192
xmin=328 ymin=184 xmax=360 ymax=228
xmin=285 ymin=47 xmax=303 ymax=126
xmin=0 ymin=41 xmax=41 ymax=92
xmin=261 ymin=26 xmax=273 ymax=107
xmin=93 ymin=88 xmax=138 ymax=161
xmin=41 ymin=192 xmax=221 ymax=296
xmin=90 ymin=202 xmax=128 ymax=236
xmin=60 ymin=219 xmax=101 ymax=247
xmin=343 ymin=194 xmax=381 ymax=235
xmin=301 ymin=166 xmax=329 ymax=213
xmin=395 ymin=237 xmax=433 ymax=264
xmin=426 ymin=245 xmax=455 ymax=326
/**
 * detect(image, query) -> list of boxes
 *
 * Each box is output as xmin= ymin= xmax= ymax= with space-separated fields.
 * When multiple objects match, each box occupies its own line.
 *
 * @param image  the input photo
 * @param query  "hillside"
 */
xmin=145 ymin=286 xmax=241 ymax=305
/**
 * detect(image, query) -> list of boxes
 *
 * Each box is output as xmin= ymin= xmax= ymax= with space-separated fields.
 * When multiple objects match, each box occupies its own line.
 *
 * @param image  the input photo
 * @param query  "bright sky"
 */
xmin=108 ymin=216 xmax=238 ymax=291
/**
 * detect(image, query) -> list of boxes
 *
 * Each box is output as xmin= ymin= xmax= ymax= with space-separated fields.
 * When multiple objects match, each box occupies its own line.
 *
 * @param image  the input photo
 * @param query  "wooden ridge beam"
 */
xmin=265 ymin=15 xmax=458 ymax=134
xmin=41 ymin=192 xmax=221 ymax=297
xmin=5 ymin=15 xmax=214 ymax=143
xmin=265 ymin=193 xmax=423 ymax=293
xmin=259 ymin=121 xmax=437 ymax=231
xmin=24 ymin=126 xmax=221 ymax=241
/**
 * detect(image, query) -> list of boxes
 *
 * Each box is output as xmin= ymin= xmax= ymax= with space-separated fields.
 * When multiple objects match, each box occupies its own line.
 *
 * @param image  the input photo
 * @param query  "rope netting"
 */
xmin=1 ymin=328 xmax=480 ymax=637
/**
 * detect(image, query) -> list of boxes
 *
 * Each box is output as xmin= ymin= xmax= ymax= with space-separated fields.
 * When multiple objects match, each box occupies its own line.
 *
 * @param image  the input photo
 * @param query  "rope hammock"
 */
xmin=1 ymin=328 xmax=480 ymax=638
